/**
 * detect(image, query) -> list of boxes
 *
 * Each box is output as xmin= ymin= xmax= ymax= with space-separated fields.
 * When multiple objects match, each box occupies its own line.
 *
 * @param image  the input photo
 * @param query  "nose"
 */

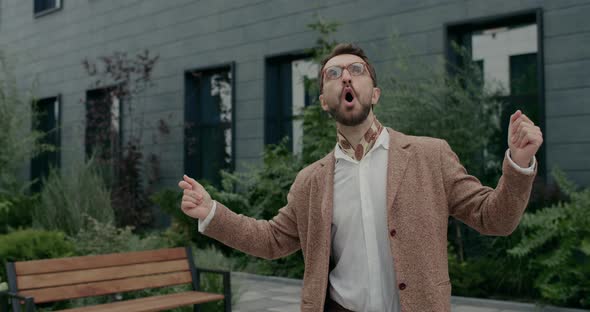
xmin=341 ymin=68 xmax=352 ymax=85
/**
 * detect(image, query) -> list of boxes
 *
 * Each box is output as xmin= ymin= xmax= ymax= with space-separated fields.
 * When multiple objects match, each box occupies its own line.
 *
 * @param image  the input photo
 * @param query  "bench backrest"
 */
xmin=6 ymin=247 xmax=196 ymax=304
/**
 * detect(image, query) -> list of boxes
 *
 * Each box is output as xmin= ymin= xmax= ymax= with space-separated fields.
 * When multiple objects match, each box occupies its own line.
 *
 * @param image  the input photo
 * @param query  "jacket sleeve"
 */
xmin=440 ymin=139 xmax=537 ymax=236
xmin=200 ymin=174 xmax=304 ymax=260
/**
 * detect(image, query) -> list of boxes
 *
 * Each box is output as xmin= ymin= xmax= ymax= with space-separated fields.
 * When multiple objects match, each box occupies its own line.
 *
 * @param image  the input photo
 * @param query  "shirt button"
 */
xmin=399 ymin=283 xmax=406 ymax=290
xmin=390 ymin=229 xmax=396 ymax=237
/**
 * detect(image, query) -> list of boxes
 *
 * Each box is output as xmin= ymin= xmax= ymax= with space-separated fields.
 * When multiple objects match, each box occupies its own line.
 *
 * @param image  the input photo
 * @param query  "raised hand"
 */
xmin=508 ymin=110 xmax=543 ymax=168
xmin=178 ymin=174 xmax=213 ymax=219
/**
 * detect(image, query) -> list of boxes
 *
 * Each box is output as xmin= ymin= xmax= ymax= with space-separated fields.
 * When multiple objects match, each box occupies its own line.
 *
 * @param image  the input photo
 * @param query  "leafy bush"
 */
xmin=83 ymin=51 xmax=161 ymax=230
xmin=70 ymin=216 xmax=165 ymax=256
xmin=0 ymin=51 xmax=49 ymax=194
xmin=0 ymin=229 xmax=74 ymax=282
xmin=376 ymin=40 xmax=504 ymax=189
xmin=0 ymin=193 xmax=36 ymax=234
xmin=508 ymin=169 xmax=590 ymax=308
xmin=150 ymin=188 xmax=196 ymax=243
xmin=449 ymin=240 xmax=539 ymax=301
xmin=32 ymin=157 xmax=115 ymax=236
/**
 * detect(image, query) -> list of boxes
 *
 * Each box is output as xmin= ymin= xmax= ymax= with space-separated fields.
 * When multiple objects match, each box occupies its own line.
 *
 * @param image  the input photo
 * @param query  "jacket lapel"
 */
xmin=386 ymin=128 xmax=412 ymax=212
xmin=317 ymin=150 xmax=335 ymax=231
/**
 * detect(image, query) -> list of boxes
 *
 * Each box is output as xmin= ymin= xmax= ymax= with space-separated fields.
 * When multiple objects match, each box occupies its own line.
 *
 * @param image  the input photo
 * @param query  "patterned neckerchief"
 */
xmin=337 ymin=117 xmax=384 ymax=161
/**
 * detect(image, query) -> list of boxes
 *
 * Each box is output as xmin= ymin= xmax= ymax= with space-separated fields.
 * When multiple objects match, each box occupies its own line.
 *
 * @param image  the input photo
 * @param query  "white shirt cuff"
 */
xmin=506 ymin=149 xmax=536 ymax=175
xmin=198 ymin=200 xmax=217 ymax=233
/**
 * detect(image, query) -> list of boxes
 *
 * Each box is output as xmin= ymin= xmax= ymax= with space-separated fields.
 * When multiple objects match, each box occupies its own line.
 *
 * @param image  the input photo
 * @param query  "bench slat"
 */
xmin=17 ymin=259 xmax=189 ymax=290
xmin=14 ymin=248 xmax=187 ymax=275
xmin=55 ymin=291 xmax=224 ymax=312
xmin=19 ymin=271 xmax=193 ymax=303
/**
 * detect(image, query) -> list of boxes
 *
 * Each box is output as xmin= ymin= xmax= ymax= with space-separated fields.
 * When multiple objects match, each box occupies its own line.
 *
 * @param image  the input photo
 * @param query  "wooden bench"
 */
xmin=0 ymin=247 xmax=231 ymax=312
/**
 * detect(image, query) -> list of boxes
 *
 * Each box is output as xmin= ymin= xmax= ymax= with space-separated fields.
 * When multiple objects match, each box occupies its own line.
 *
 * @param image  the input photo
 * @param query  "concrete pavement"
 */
xmin=230 ymin=272 xmax=588 ymax=312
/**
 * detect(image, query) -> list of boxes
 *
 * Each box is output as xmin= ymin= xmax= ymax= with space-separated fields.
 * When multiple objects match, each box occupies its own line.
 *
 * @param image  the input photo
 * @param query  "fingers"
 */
xmin=178 ymin=180 xmax=192 ymax=190
xmin=183 ymin=174 xmax=203 ymax=191
xmin=181 ymin=200 xmax=197 ymax=210
xmin=511 ymin=114 xmax=531 ymax=135
xmin=514 ymin=122 xmax=543 ymax=148
xmin=182 ymin=189 xmax=203 ymax=204
xmin=510 ymin=111 xmax=536 ymax=142
xmin=509 ymin=110 xmax=522 ymax=127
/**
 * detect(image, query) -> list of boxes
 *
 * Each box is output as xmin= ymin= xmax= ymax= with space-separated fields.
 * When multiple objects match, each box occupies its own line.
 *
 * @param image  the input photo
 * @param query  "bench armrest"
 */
xmin=194 ymin=268 xmax=231 ymax=312
xmin=0 ymin=291 xmax=35 ymax=312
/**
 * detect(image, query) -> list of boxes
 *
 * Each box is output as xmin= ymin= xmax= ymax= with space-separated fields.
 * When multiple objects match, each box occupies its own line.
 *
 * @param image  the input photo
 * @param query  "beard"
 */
xmin=327 ymin=100 xmax=372 ymax=127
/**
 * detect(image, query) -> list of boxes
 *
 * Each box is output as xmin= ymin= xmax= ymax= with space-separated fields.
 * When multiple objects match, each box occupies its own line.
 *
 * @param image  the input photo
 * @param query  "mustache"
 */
xmin=340 ymin=84 xmax=357 ymax=97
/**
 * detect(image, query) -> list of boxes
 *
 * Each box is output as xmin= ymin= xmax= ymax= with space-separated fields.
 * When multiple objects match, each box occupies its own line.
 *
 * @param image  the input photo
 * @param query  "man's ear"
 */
xmin=371 ymin=87 xmax=381 ymax=105
xmin=319 ymin=94 xmax=329 ymax=112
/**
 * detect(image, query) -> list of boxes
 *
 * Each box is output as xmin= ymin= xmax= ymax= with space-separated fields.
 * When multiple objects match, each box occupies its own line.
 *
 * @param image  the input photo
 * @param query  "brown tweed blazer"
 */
xmin=203 ymin=128 xmax=536 ymax=312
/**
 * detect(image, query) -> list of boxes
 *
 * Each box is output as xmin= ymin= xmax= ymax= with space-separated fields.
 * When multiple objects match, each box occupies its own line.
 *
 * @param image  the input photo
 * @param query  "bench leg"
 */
xmin=0 ymin=296 xmax=7 ymax=312
xmin=223 ymin=273 xmax=231 ymax=312
xmin=24 ymin=299 xmax=34 ymax=312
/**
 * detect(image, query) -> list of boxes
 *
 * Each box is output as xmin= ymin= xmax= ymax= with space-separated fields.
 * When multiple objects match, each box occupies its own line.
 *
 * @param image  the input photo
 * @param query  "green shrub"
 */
xmin=508 ymin=169 xmax=590 ymax=308
xmin=70 ymin=216 xmax=165 ymax=256
xmin=448 ymin=241 xmax=539 ymax=301
xmin=150 ymin=188 xmax=195 ymax=242
xmin=0 ymin=194 xmax=36 ymax=234
xmin=33 ymin=157 xmax=115 ymax=236
xmin=0 ymin=51 xmax=50 ymax=194
xmin=0 ymin=229 xmax=74 ymax=282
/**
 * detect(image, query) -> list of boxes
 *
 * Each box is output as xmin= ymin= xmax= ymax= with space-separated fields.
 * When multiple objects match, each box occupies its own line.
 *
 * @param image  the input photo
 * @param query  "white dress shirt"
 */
xmin=198 ymin=130 xmax=536 ymax=312
xmin=330 ymin=128 xmax=399 ymax=312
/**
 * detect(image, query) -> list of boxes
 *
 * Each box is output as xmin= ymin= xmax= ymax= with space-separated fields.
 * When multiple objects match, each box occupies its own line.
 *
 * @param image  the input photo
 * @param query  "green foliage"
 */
xmin=0 ymin=229 xmax=74 ymax=282
xmin=70 ymin=216 xmax=165 ymax=256
xmin=83 ymin=50 xmax=161 ymax=230
xmin=0 ymin=193 xmax=36 ymax=234
xmin=448 ymin=238 xmax=540 ymax=301
xmin=32 ymin=157 xmax=115 ymax=236
xmin=508 ymin=169 xmax=590 ymax=308
xmin=0 ymin=51 xmax=51 ymax=194
xmin=376 ymin=40 xmax=504 ymax=186
xmin=301 ymin=105 xmax=336 ymax=164
xmin=150 ymin=188 xmax=206 ymax=247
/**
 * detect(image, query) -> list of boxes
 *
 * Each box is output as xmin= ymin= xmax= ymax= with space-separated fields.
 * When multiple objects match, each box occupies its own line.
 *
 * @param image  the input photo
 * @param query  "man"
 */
xmin=178 ymin=43 xmax=543 ymax=312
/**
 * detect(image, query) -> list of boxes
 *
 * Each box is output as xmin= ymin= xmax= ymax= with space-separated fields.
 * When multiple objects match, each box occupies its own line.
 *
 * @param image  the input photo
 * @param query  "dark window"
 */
xmin=184 ymin=66 xmax=234 ymax=188
xmin=85 ymin=87 xmax=121 ymax=163
xmin=265 ymin=55 xmax=318 ymax=154
xmin=447 ymin=10 xmax=545 ymax=179
xmin=34 ymin=0 xmax=62 ymax=17
xmin=30 ymin=96 xmax=60 ymax=192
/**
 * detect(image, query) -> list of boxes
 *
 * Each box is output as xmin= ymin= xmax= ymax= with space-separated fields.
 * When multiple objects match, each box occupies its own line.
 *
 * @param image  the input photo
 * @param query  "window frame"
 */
xmin=30 ymin=94 xmax=61 ymax=191
xmin=183 ymin=62 xmax=236 ymax=185
xmin=34 ymin=0 xmax=62 ymax=18
xmin=445 ymin=8 xmax=546 ymax=180
xmin=264 ymin=50 xmax=315 ymax=152
xmin=84 ymin=85 xmax=123 ymax=162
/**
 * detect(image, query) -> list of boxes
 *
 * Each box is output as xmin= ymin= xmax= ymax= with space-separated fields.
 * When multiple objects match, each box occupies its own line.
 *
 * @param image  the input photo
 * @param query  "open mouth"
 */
xmin=345 ymin=92 xmax=354 ymax=102
xmin=342 ymin=87 xmax=355 ymax=108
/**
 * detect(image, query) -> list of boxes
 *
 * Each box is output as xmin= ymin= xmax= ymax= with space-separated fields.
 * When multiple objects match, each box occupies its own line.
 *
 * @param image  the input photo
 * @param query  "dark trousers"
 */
xmin=325 ymin=297 xmax=354 ymax=312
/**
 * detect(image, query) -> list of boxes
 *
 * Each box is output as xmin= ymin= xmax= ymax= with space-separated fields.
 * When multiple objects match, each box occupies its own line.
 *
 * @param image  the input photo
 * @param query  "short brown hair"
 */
xmin=318 ymin=43 xmax=377 ymax=93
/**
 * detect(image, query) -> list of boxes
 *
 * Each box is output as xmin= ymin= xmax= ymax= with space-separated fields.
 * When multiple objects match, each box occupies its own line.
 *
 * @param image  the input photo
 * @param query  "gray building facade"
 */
xmin=1 ymin=0 xmax=588 ymax=189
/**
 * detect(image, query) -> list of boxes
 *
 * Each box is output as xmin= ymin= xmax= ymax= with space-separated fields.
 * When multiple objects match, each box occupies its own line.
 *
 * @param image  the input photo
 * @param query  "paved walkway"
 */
xmin=231 ymin=272 xmax=588 ymax=312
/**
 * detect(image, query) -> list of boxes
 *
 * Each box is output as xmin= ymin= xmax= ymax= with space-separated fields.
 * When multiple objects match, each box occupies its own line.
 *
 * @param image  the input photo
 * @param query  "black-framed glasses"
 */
xmin=323 ymin=62 xmax=367 ymax=80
